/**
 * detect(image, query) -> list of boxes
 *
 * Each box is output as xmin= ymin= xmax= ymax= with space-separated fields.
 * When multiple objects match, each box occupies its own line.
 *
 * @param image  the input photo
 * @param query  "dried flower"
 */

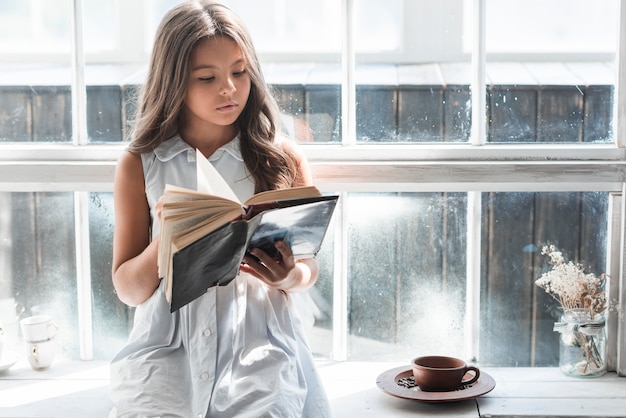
xmin=535 ymin=245 xmax=607 ymax=320
xmin=536 ymin=245 xmax=609 ymax=377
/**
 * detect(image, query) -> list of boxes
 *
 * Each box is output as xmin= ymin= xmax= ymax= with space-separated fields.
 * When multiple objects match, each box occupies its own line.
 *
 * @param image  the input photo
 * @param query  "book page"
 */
xmin=159 ymin=208 xmax=217 ymax=281
xmin=158 ymin=185 xmax=239 ymax=280
xmin=196 ymin=149 xmax=241 ymax=202
xmin=244 ymin=185 xmax=321 ymax=206
xmin=170 ymin=209 xmax=242 ymax=251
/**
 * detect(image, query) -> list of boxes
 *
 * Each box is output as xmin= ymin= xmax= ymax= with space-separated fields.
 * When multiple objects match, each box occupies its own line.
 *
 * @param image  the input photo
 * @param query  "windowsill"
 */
xmin=318 ymin=361 xmax=626 ymax=418
xmin=0 ymin=359 xmax=624 ymax=417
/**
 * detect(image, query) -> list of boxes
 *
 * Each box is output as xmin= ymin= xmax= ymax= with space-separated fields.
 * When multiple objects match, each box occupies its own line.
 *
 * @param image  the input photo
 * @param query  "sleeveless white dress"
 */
xmin=109 ymin=135 xmax=330 ymax=418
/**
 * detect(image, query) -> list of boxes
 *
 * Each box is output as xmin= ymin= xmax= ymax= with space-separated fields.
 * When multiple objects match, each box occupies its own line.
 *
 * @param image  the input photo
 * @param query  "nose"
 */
xmin=220 ymin=77 xmax=236 ymax=95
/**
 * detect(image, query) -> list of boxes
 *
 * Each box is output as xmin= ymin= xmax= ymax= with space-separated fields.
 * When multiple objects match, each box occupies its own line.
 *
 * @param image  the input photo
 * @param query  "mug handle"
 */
xmin=47 ymin=323 xmax=59 ymax=339
xmin=15 ymin=301 xmax=26 ymax=318
xmin=461 ymin=366 xmax=480 ymax=386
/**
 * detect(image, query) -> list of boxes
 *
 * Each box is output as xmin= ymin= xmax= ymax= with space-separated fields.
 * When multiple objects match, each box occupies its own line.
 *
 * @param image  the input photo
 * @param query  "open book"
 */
xmin=159 ymin=150 xmax=338 ymax=312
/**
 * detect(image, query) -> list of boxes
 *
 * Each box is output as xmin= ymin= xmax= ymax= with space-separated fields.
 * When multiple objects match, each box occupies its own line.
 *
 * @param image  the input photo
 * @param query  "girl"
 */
xmin=109 ymin=1 xmax=331 ymax=417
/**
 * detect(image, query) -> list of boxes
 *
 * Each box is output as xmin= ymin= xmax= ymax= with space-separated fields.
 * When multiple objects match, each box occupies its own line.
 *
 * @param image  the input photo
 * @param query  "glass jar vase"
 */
xmin=554 ymin=310 xmax=607 ymax=378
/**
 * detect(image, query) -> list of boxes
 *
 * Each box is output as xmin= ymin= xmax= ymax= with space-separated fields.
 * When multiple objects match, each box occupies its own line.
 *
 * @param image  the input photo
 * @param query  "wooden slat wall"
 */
xmin=481 ymin=192 xmax=536 ymax=366
xmin=489 ymin=86 xmax=537 ymax=142
xmin=0 ymin=63 xmax=614 ymax=144
xmin=31 ymin=87 xmax=72 ymax=142
xmin=0 ymin=87 xmax=31 ymax=141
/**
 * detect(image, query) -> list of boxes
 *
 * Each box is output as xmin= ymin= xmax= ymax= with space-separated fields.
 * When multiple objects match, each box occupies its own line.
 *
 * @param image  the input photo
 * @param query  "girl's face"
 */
xmin=182 ymin=36 xmax=251 ymax=134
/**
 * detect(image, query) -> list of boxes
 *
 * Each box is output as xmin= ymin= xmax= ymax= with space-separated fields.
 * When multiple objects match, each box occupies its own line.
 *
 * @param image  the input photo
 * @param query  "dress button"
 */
xmin=200 ymin=373 xmax=209 ymax=381
xmin=203 ymin=329 xmax=211 ymax=337
xmin=197 ymin=414 xmax=203 ymax=418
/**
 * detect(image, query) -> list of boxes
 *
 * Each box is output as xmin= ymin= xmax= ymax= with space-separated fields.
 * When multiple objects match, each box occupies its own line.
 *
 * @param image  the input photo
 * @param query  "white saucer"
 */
xmin=0 ymin=352 xmax=17 ymax=372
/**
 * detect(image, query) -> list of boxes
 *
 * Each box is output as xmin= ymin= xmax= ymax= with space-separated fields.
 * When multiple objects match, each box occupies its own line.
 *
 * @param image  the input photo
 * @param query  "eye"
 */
xmin=233 ymin=69 xmax=247 ymax=77
xmin=198 ymin=76 xmax=215 ymax=82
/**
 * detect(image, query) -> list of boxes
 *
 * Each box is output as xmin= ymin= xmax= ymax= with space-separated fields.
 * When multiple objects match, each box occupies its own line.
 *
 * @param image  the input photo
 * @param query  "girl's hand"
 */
xmin=241 ymin=241 xmax=317 ymax=292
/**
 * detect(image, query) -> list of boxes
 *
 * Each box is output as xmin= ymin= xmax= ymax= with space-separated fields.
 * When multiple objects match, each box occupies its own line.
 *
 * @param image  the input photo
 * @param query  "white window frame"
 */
xmin=0 ymin=0 xmax=624 ymax=374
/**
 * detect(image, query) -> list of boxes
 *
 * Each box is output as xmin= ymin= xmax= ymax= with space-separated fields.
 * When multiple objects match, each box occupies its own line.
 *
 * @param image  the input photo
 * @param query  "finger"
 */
xmin=244 ymin=250 xmax=289 ymax=285
xmin=239 ymin=262 xmax=262 ymax=280
xmin=243 ymin=252 xmax=281 ymax=279
xmin=274 ymin=241 xmax=293 ymax=261
xmin=247 ymin=248 xmax=275 ymax=267
xmin=241 ymin=259 xmax=280 ymax=287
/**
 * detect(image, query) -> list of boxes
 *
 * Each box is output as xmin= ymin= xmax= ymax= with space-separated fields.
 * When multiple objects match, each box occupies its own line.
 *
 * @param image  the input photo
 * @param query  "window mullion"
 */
xmin=331 ymin=0 xmax=355 ymax=362
xmin=615 ymin=0 xmax=626 ymax=375
xmin=470 ymin=0 xmax=487 ymax=146
xmin=606 ymin=192 xmax=622 ymax=373
xmin=617 ymin=0 xmax=626 ymax=148
xmin=70 ymin=0 xmax=88 ymax=145
xmin=74 ymin=191 xmax=94 ymax=361
xmin=465 ymin=191 xmax=482 ymax=362
xmin=464 ymin=0 xmax=487 ymax=363
xmin=70 ymin=0 xmax=93 ymax=361
xmin=341 ymin=0 xmax=356 ymax=146
xmin=332 ymin=193 xmax=349 ymax=361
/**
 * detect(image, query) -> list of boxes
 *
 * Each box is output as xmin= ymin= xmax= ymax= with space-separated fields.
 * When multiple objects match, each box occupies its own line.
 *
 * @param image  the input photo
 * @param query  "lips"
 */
xmin=217 ymin=102 xmax=238 ymax=112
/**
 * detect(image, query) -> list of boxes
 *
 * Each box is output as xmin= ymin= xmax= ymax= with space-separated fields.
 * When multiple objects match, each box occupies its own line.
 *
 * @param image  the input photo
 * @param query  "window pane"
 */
xmin=227 ymin=0 xmax=343 ymax=143
xmin=0 ymin=0 xmax=70 ymax=54
xmin=0 ymin=192 xmax=77 ymax=356
xmin=486 ymin=69 xmax=614 ymax=144
xmin=480 ymin=191 xmax=607 ymax=366
xmin=359 ymin=5 xmax=469 ymax=142
xmin=88 ymin=192 xmax=130 ymax=358
xmin=483 ymin=0 xmax=618 ymax=144
xmin=337 ymin=191 xmax=607 ymax=365
xmin=343 ymin=192 xmax=467 ymax=360
xmin=0 ymin=0 xmax=73 ymax=142
xmin=0 ymin=0 xmax=117 ymax=54
xmin=484 ymin=0 xmax=619 ymax=55
xmin=0 ymin=192 xmax=130 ymax=360
xmin=83 ymin=0 xmax=126 ymax=143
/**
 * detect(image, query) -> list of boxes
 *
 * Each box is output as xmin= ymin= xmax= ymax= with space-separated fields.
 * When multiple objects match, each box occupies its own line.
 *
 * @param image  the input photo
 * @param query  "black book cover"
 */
xmin=169 ymin=195 xmax=338 ymax=312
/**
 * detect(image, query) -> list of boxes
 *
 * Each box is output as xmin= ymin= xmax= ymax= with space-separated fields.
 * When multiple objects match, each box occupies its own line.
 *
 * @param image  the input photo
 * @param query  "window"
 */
xmin=0 ymin=0 xmax=624 ymax=375
xmin=476 ymin=0 xmax=619 ymax=57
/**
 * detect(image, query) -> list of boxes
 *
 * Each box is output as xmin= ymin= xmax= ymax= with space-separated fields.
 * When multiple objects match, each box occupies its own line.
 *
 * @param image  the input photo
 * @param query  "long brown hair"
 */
xmin=129 ymin=0 xmax=297 ymax=192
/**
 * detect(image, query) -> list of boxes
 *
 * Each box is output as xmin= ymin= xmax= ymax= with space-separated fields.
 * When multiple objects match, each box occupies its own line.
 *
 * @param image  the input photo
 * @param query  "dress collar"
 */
xmin=153 ymin=134 xmax=244 ymax=163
